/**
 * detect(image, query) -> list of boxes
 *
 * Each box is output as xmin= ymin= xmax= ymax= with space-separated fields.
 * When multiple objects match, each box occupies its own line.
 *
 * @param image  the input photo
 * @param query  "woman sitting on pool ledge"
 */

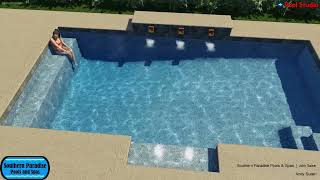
xmin=50 ymin=29 xmax=77 ymax=66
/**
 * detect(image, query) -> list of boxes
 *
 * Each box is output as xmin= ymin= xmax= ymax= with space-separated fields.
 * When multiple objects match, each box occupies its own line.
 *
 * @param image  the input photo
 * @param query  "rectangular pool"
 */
xmin=3 ymin=30 xmax=320 ymax=151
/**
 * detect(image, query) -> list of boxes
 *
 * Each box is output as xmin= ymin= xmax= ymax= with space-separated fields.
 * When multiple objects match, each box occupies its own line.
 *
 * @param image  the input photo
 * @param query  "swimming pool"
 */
xmin=3 ymin=30 xmax=320 ymax=152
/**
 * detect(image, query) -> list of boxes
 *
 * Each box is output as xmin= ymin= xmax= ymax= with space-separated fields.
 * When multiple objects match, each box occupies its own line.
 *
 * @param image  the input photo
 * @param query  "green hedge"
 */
xmin=1 ymin=0 xmax=320 ymax=22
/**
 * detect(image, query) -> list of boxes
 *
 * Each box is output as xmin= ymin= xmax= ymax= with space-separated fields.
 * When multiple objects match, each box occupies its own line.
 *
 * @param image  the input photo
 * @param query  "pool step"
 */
xmin=300 ymin=131 xmax=320 ymax=151
xmin=127 ymin=143 xmax=219 ymax=172
xmin=279 ymin=126 xmax=313 ymax=150
xmin=311 ymin=133 xmax=320 ymax=151
xmin=291 ymin=126 xmax=313 ymax=150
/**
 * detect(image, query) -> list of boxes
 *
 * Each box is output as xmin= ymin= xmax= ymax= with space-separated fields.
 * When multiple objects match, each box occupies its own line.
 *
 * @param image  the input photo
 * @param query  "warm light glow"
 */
xmin=176 ymin=40 xmax=185 ymax=50
xmin=184 ymin=147 xmax=194 ymax=161
xmin=146 ymin=38 xmax=155 ymax=48
xmin=206 ymin=42 xmax=215 ymax=52
xmin=154 ymin=144 xmax=164 ymax=159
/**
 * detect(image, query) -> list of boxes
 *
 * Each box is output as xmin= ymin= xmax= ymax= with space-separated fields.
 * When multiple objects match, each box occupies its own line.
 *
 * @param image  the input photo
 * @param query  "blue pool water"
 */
xmin=4 ymin=31 xmax=320 ymax=150
xmin=52 ymin=57 xmax=293 ymax=148
xmin=47 ymin=31 xmax=320 ymax=149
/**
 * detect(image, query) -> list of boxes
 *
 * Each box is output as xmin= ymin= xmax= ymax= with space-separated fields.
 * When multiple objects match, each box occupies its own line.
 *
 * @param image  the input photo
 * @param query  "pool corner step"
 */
xmin=279 ymin=126 xmax=313 ymax=150
xmin=291 ymin=126 xmax=313 ymax=150
xmin=311 ymin=133 xmax=320 ymax=151
xmin=127 ymin=143 xmax=219 ymax=172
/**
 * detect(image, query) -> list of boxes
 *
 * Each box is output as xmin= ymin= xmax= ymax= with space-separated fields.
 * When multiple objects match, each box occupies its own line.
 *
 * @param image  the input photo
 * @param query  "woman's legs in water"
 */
xmin=69 ymin=50 xmax=77 ymax=65
xmin=56 ymin=50 xmax=77 ymax=66
xmin=62 ymin=47 xmax=77 ymax=65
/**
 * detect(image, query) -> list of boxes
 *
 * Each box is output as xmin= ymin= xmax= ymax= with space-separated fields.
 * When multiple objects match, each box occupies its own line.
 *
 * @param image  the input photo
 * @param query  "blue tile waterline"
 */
xmin=4 ymin=32 xmax=320 ymax=151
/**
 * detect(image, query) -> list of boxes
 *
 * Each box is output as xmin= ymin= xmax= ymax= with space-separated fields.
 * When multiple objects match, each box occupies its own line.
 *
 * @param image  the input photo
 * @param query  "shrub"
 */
xmin=1 ymin=0 xmax=319 ymax=21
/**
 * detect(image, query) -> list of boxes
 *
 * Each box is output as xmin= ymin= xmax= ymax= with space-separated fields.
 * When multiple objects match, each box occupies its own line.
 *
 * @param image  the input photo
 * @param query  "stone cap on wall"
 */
xmin=132 ymin=11 xmax=233 ymax=28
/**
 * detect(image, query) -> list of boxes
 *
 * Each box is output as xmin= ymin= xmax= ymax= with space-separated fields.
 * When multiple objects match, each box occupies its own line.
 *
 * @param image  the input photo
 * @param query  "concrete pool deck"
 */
xmin=1 ymin=126 xmax=319 ymax=180
xmin=0 ymin=9 xmax=320 ymax=179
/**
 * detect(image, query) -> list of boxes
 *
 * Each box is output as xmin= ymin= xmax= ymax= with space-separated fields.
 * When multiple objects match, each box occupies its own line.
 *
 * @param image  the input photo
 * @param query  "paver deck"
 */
xmin=0 ymin=9 xmax=320 ymax=180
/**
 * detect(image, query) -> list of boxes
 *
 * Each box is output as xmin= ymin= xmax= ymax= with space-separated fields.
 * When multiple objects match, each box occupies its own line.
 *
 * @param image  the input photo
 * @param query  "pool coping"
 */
xmin=132 ymin=11 xmax=233 ymax=28
xmin=0 ymin=9 xmax=320 ymax=180
xmin=0 ymin=45 xmax=48 ymax=122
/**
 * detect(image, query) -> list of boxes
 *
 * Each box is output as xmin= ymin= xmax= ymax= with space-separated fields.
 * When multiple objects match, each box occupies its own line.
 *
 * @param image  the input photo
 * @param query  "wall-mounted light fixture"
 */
xmin=177 ymin=27 xmax=185 ymax=36
xmin=148 ymin=25 xmax=155 ymax=33
xmin=208 ymin=28 xmax=215 ymax=37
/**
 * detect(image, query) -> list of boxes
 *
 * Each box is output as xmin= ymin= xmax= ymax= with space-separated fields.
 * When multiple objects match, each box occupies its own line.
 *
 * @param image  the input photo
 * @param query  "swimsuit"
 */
xmin=56 ymin=39 xmax=63 ymax=47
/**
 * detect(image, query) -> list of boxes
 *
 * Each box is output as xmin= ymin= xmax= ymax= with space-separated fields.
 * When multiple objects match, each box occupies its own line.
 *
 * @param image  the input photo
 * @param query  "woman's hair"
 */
xmin=52 ymin=29 xmax=61 ymax=38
